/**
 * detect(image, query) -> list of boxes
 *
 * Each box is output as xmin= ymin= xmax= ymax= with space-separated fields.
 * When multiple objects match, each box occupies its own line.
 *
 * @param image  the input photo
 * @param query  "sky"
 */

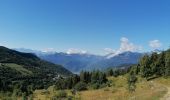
xmin=0 ymin=0 xmax=169 ymax=55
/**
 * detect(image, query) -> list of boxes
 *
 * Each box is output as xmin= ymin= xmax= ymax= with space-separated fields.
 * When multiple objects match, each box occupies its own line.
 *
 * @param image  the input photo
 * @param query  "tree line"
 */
xmin=127 ymin=49 xmax=170 ymax=92
xmin=130 ymin=49 xmax=170 ymax=80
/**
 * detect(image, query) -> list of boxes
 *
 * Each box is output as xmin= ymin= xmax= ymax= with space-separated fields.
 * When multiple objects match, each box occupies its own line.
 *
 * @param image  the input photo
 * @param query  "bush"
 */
xmin=22 ymin=92 xmax=28 ymax=100
xmin=90 ymin=83 xmax=100 ymax=89
xmin=67 ymin=96 xmax=74 ymax=100
xmin=57 ymin=90 xmax=67 ymax=98
xmin=51 ymin=90 xmax=67 ymax=100
xmin=74 ymin=82 xmax=87 ymax=91
xmin=128 ymin=71 xmax=137 ymax=92
xmin=104 ymin=88 xmax=109 ymax=91
xmin=106 ymin=80 xmax=113 ymax=87
xmin=40 ymin=90 xmax=50 ymax=95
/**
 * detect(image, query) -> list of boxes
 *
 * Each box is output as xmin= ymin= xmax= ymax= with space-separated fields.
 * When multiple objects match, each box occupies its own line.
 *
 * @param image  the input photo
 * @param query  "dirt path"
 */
xmin=161 ymin=86 xmax=170 ymax=100
xmin=148 ymin=81 xmax=170 ymax=100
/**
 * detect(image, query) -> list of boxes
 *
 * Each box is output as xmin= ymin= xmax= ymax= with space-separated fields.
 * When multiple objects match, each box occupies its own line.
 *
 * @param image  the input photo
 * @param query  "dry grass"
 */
xmin=31 ymin=76 xmax=168 ymax=100
xmin=77 ymin=76 xmax=167 ymax=100
xmin=32 ymin=86 xmax=75 ymax=100
xmin=32 ymin=86 xmax=55 ymax=100
xmin=154 ymin=77 xmax=170 ymax=86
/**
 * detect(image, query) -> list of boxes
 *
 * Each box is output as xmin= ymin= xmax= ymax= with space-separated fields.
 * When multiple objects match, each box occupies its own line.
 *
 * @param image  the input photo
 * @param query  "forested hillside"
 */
xmin=130 ymin=49 xmax=170 ymax=79
xmin=0 ymin=46 xmax=170 ymax=100
xmin=126 ymin=49 xmax=170 ymax=93
xmin=39 ymin=49 xmax=170 ymax=100
xmin=0 ymin=46 xmax=72 ymax=99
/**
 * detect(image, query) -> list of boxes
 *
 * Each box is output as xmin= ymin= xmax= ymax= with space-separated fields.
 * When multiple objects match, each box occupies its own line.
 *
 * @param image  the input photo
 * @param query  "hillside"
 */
xmin=0 ymin=46 xmax=72 ymax=76
xmin=0 ymin=46 xmax=72 ymax=99
xmin=28 ymin=48 xmax=170 ymax=100
xmin=1 ymin=46 xmax=169 ymax=100
xmin=29 ymin=76 xmax=169 ymax=100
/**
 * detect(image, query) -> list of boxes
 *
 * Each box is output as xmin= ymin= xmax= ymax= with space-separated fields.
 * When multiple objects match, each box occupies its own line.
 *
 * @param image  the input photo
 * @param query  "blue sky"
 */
xmin=0 ymin=0 xmax=169 ymax=55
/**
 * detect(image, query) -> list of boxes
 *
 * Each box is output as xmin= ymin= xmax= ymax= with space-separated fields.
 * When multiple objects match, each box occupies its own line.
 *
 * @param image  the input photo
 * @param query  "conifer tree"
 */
xmin=165 ymin=49 xmax=170 ymax=76
xmin=140 ymin=55 xmax=152 ymax=79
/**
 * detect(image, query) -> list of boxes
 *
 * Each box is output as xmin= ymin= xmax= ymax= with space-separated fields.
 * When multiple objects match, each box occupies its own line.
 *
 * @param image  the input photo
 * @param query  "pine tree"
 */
xmin=86 ymin=72 xmax=91 ymax=83
xmin=156 ymin=52 xmax=165 ymax=76
xmin=98 ymin=72 xmax=106 ymax=84
xmin=91 ymin=70 xmax=99 ymax=83
xmin=107 ymin=69 xmax=113 ymax=76
xmin=150 ymin=52 xmax=158 ymax=76
xmin=165 ymin=49 xmax=170 ymax=76
xmin=80 ymin=71 xmax=85 ymax=82
xmin=72 ymin=75 xmax=80 ymax=86
xmin=135 ymin=64 xmax=140 ymax=75
xmin=22 ymin=92 xmax=27 ymax=100
xmin=140 ymin=55 xmax=152 ymax=79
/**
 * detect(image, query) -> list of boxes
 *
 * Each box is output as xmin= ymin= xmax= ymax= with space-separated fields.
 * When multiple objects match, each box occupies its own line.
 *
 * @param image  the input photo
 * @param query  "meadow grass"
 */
xmin=2 ymin=63 xmax=32 ymax=75
xmin=31 ymin=76 xmax=168 ymax=100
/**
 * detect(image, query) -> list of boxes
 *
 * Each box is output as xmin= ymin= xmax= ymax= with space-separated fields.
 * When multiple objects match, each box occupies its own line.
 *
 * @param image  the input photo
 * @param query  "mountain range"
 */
xmin=15 ymin=48 xmax=143 ymax=73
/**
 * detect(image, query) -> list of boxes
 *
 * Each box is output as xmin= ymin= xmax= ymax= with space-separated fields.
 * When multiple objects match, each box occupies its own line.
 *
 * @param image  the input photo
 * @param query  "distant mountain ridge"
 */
xmin=1 ymin=46 xmax=72 ymax=76
xmin=15 ymin=48 xmax=143 ymax=73
xmin=42 ymin=53 xmax=104 ymax=72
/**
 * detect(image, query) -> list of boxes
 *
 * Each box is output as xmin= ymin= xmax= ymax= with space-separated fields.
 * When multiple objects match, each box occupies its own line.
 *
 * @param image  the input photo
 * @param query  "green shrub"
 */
xmin=57 ymin=90 xmax=67 ymax=98
xmin=51 ymin=90 xmax=67 ymax=100
xmin=67 ymin=96 xmax=74 ymax=100
xmin=22 ymin=92 xmax=28 ymax=100
xmin=104 ymin=88 xmax=109 ymax=91
xmin=128 ymin=71 xmax=137 ymax=92
xmin=40 ymin=90 xmax=50 ymax=95
xmin=91 ymin=83 xmax=100 ymax=89
xmin=74 ymin=82 xmax=87 ymax=91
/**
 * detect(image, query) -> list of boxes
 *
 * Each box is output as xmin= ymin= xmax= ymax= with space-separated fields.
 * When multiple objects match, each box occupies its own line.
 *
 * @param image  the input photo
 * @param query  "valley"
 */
xmin=1 ymin=0 xmax=169 ymax=99
xmin=0 ymin=46 xmax=170 ymax=100
xmin=16 ymin=48 xmax=143 ymax=73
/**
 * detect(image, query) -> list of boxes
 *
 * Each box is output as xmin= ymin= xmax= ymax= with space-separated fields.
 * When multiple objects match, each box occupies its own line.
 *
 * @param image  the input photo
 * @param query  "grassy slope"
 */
xmin=1 ymin=63 xmax=33 ymax=76
xmin=0 ymin=46 xmax=72 ymax=76
xmin=78 ymin=76 xmax=166 ymax=100
xmin=31 ymin=75 xmax=169 ymax=100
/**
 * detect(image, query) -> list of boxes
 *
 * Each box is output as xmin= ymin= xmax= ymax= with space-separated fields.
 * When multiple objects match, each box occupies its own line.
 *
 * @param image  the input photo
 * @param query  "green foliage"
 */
xmin=51 ymin=91 xmax=67 ymax=100
xmin=155 ymin=52 xmax=165 ymax=76
xmin=22 ymin=92 xmax=28 ymax=100
xmin=131 ymin=48 xmax=170 ymax=81
xmin=74 ymin=82 xmax=87 ymax=91
xmin=80 ymin=71 xmax=91 ymax=83
xmin=29 ymin=95 xmax=33 ymax=100
xmin=107 ymin=69 xmax=113 ymax=76
xmin=112 ymin=68 xmax=129 ymax=77
xmin=128 ymin=71 xmax=137 ymax=92
xmin=54 ymin=75 xmax=80 ymax=90
xmin=91 ymin=70 xmax=107 ymax=84
xmin=0 ymin=46 xmax=72 ymax=76
xmin=56 ymin=90 xmax=67 ymax=98
xmin=90 ymin=82 xmax=100 ymax=89
xmin=0 ymin=46 xmax=72 ymax=98
xmin=54 ymin=78 xmax=70 ymax=90
xmin=54 ymin=70 xmax=108 ymax=91
xmin=140 ymin=55 xmax=152 ymax=78
xmin=165 ymin=49 xmax=170 ymax=76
